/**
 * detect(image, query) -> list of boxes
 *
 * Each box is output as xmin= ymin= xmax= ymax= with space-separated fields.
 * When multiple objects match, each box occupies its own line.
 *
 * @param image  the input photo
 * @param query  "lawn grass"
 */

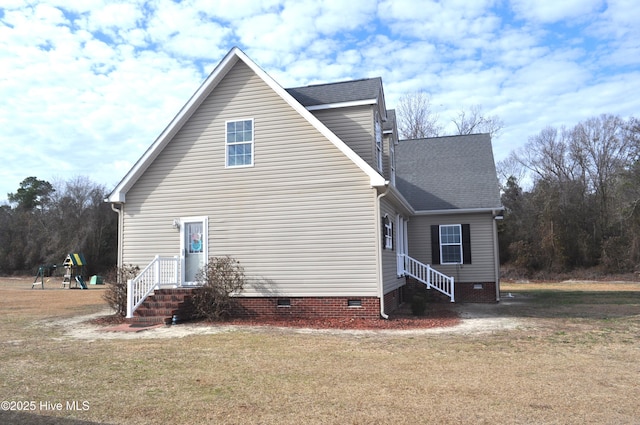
xmin=1 ymin=277 xmax=639 ymax=424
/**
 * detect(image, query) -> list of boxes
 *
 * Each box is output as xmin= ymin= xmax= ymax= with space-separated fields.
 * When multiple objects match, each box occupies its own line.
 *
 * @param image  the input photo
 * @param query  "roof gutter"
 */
xmin=413 ymin=207 xmax=504 ymax=216
xmin=375 ymin=182 xmax=391 ymax=319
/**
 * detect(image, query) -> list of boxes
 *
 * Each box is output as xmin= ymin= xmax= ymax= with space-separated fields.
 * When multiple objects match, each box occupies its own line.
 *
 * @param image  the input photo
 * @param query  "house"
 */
xmin=106 ymin=47 xmax=503 ymax=322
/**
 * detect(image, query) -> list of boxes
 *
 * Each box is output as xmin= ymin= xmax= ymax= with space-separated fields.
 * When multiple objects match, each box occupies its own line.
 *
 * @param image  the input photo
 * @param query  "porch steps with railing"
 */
xmin=127 ymin=288 xmax=195 ymax=325
xmin=401 ymin=254 xmax=455 ymax=302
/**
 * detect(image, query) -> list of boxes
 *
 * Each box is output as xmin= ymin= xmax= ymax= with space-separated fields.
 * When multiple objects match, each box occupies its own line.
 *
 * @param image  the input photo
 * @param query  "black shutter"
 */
xmin=430 ymin=225 xmax=440 ymax=264
xmin=382 ymin=216 xmax=388 ymax=250
xmin=462 ymin=224 xmax=472 ymax=264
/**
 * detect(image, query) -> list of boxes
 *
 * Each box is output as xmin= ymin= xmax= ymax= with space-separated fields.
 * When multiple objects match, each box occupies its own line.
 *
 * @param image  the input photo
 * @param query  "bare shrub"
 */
xmin=103 ymin=264 xmax=140 ymax=317
xmin=192 ymin=256 xmax=245 ymax=321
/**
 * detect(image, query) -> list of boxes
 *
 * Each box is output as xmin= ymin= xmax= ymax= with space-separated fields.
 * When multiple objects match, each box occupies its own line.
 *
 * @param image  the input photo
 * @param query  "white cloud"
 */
xmin=379 ymin=0 xmax=500 ymax=44
xmin=0 ymin=0 xmax=639 ymax=202
xmin=510 ymin=0 xmax=604 ymax=23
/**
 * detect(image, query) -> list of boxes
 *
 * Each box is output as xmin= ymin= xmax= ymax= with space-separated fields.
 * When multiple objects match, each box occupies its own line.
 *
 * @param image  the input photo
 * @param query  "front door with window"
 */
xmin=180 ymin=217 xmax=208 ymax=285
xmin=397 ymin=215 xmax=408 ymax=276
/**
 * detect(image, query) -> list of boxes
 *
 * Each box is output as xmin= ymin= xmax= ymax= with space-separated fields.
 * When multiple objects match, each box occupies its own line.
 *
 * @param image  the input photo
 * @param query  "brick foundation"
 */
xmin=383 ymin=288 xmax=403 ymax=313
xmin=230 ymin=296 xmax=381 ymax=319
xmin=454 ymin=282 xmax=498 ymax=303
xmin=404 ymin=278 xmax=498 ymax=303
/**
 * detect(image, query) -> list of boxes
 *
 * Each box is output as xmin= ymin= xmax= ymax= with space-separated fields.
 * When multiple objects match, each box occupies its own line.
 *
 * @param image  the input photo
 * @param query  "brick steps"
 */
xmin=128 ymin=288 xmax=196 ymax=325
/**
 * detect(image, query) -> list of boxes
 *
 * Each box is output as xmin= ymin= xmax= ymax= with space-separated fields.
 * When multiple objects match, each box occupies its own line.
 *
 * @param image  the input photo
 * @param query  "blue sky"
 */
xmin=1 ymin=0 xmax=639 ymax=202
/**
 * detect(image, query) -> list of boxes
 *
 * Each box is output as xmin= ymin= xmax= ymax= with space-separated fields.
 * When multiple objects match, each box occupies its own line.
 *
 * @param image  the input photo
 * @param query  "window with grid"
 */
xmin=374 ymin=112 xmax=383 ymax=172
xmin=383 ymin=215 xmax=393 ymax=250
xmin=226 ymin=119 xmax=253 ymax=167
xmin=440 ymin=224 xmax=462 ymax=264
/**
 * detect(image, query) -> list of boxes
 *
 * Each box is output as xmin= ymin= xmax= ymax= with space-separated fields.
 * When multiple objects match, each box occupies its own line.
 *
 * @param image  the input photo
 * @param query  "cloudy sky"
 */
xmin=1 ymin=0 xmax=638 ymax=203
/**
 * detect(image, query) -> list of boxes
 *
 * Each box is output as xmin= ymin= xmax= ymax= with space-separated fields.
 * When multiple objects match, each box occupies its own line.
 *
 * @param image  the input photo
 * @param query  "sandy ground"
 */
xmin=41 ymin=301 xmax=525 ymax=340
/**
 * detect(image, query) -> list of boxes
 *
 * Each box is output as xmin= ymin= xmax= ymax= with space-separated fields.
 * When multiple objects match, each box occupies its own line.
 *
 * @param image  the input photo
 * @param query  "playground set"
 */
xmin=32 ymin=253 xmax=102 ymax=289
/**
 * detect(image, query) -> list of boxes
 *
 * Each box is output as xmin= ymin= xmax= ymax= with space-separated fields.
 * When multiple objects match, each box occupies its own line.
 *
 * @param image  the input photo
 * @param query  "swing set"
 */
xmin=32 ymin=253 xmax=88 ymax=289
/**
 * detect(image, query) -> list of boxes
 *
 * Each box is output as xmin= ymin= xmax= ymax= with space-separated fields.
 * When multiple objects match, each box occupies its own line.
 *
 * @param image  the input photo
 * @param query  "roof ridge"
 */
xmin=287 ymin=77 xmax=381 ymax=90
xmin=400 ymin=133 xmax=491 ymax=142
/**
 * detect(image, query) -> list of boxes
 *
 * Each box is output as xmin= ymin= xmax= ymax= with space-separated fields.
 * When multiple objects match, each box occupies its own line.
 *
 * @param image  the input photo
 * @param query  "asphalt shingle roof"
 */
xmin=383 ymin=109 xmax=396 ymax=132
xmin=286 ymin=78 xmax=382 ymax=107
xmin=395 ymin=134 xmax=502 ymax=211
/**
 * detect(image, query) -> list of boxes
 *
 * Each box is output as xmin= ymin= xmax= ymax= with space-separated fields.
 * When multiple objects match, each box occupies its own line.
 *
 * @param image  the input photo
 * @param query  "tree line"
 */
xmin=0 ymin=176 xmax=118 ymax=276
xmin=498 ymin=114 xmax=640 ymax=276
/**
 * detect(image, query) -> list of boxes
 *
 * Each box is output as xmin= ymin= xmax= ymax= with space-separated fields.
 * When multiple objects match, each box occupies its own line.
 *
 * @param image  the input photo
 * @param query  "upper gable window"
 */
xmin=226 ymin=119 xmax=254 ymax=167
xmin=374 ymin=112 xmax=383 ymax=172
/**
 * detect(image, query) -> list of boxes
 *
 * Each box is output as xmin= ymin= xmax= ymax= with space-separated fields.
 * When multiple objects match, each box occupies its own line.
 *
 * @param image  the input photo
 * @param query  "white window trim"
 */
xmin=384 ymin=215 xmax=393 ymax=250
xmin=179 ymin=215 xmax=209 ymax=286
xmin=225 ymin=118 xmax=254 ymax=168
xmin=439 ymin=224 xmax=463 ymax=265
xmin=374 ymin=112 xmax=383 ymax=173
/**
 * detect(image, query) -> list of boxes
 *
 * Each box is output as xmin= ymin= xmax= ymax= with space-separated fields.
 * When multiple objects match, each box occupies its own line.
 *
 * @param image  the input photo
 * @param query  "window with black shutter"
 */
xmin=431 ymin=224 xmax=471 ymax=265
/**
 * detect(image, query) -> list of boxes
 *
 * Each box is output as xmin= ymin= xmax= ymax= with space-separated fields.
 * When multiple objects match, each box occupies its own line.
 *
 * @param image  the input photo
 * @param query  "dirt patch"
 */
xmin=46 ymin=303 xmax=524 ymax=340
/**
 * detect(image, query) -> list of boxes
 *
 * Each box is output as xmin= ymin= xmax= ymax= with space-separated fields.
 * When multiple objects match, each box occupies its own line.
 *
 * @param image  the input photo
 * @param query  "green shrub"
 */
xmin=191 ymin=256 xmax=245 ymax=321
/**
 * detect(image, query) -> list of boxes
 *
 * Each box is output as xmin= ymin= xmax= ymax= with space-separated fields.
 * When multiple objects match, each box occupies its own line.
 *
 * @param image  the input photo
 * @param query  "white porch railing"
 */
xmin=126 ymin=255 xmax=181 ymax=318
xmin=401 ymin=254 xmax=455 ymax=302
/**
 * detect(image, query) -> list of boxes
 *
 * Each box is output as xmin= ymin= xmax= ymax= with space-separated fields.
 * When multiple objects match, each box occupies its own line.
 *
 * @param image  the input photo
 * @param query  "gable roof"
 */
xmin=395 ymin=134 xmax=502 ymax=212
xmin=383 ymin=109 xmax=397 ymax=133
xmin=107 ymin=47 xmax=387 ymax=203
xmin=286 ymin=78 xmax=383 ymax=109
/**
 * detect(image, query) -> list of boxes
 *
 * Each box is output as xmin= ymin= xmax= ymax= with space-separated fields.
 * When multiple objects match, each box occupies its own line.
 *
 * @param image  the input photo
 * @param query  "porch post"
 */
xmin=175 ymin=255 xmax=181 ymax=287
xmin=126 ymin=279 xmax=133 ymax=318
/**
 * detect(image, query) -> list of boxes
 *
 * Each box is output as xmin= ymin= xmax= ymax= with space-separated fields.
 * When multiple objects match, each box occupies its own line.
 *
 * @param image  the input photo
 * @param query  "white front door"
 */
xmin=180 ymin=216 xmax=208 ymax=285
xmin=397 ymin=215 xmax=408 ymax=276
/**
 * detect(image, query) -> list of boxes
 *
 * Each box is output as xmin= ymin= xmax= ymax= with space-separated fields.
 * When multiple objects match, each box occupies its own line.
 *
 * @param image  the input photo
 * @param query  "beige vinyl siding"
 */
xmin=407 ymin=213 xmax=498 ymax=283
xmin=310 ymin=105 xmax=375 ymax=171
xmin=380 ymin=198 xmax=406 ymax=294
xmin=122 ymin=60 xmax=379 ymax=297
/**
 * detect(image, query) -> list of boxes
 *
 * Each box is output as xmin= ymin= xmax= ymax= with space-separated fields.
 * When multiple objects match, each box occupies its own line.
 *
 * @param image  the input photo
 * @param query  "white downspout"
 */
xmin=375 ymin=184 xmax=391 ymax=319
xmin=110 ymin=203 xmax=123 ymax=270
xmin=492 ymin=211 xmax=502 ymax=302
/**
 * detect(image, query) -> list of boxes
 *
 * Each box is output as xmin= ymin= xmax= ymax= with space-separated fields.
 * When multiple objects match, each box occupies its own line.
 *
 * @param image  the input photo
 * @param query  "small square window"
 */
xmin=348 ymin=299 xmax=362 ymax=307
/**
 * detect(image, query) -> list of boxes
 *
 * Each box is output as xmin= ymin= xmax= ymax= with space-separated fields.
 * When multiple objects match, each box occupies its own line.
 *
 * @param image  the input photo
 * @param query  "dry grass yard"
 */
xmin=0 ymin=277 xmax=639 ymax=424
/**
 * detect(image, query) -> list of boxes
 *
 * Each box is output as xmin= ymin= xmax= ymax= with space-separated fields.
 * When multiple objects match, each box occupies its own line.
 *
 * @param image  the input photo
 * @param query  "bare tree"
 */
xmin=452 ymin=105 xmax=504 ymax=138
xmin=496 ymin=155 xmax=526 ymax=188
xmin=397 ymin=91 xmax=442 ymax=139
xmin=570 ymin=114 xmax=630 ymax=231
xmin=512 ymin=125 xmax=580 ymax=184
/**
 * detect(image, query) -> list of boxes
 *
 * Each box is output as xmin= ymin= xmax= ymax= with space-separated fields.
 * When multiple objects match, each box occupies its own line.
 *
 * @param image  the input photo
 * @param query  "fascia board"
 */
xmin=413 ymin=207 xmax=505 ymax=216
xmin=305 ymin=99 xmax=377 ymax=111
